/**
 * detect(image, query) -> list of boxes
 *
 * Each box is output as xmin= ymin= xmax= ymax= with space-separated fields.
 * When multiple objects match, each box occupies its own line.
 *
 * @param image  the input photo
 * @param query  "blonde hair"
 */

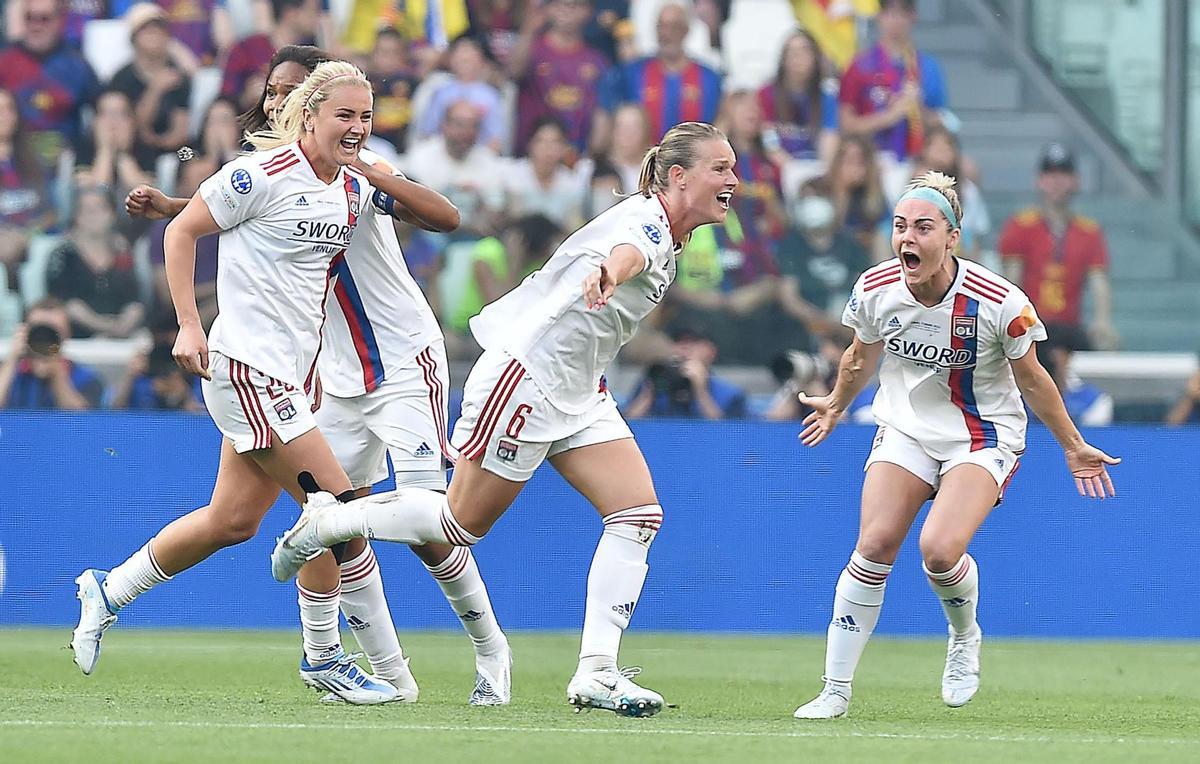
xmin=904 ymin=170 xmax=963 ymax=230
xmin=636 ymin=121 xmax=728 ymax=197
xmin=244 ymin=60 xmax=372 ymax=152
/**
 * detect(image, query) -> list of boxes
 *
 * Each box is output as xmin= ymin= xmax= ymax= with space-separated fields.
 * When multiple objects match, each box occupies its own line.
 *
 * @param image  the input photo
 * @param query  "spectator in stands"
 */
xmin=0 ymin=0 xmax=101 ymax=166
xmin=447 ymin=213 xmax=562 ymax=336
xmin=810 ymin=133 xmax=887 ymax=260
xmin=175 ymin=96 xmax=241 ymax=198
xmin=110 ymin=4 xmax=191 ymax=155
xmin=0 ymin=86 xmax=55 ymax=293
xmin=466 ymin=0 xmax=524 ymax=66
xmin=342 ymin=0 xmax=468 ymax=61
xmin=792 ymin=0 xmax=879 ymax=72
xmin=402 ymin=99 xmax=505 ymax=240
xmin=46 ymin=185 xmax=145 ymax=339
xmin=999 ymin=143 xmax=1118 ymax=350
xmin=584 ymin=155 xmax=622 ymax=217
xmin=626 ymin=324 xmax=747 ymax=420
xmin=603 ymin=1 xmax=721 ymax=141
xmin=584 ymin=0 xmax=631 ymax=62
xmin=5 ymin=0 xmax=110 ymax=51
xmin=502 ymin=117 xmax=587 ymax=228
xmin=759 ymin=29 xmax=839 ymax=166
xmin=1165 ymin=364 xmax=1200 ymax=426
xmin=415 ymin=35 xmax=506 ymax=152
xmin=509 ymin=0 xmax=610 ymax=155
xmin=109 ymin=318 xmax=202 ymax=411
xmin=838 ymin=0 xmax=945 ymax=162
xmin=717 ymin=88 xmax=787 ymax=265
xmin=220 ymin=0 xmax=322 ymax=112
xmin=895 ymin=124 xmax=990 ymax=262
xmin=606 ymin=102 xmax=651 ymax=193
xmin=73 ymin=89 xmax=156 ymax=218
xmin=156 ymin=0 xmax=236 ymax=67
xmin=0 ymin=297 xmax=105 ymax=409
xmin=777 ymin=190 xmax=869 ymax=343
xmin=365 ymin=27 xmax=418 ymax=153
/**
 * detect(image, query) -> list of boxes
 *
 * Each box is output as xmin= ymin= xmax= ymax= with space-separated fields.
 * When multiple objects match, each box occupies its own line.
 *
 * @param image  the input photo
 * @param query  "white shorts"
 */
xmin=315 ymin=342 xmax=454 ymax=490
xmin=202 ymin=352 xmax=316 ymax=453
xmin=865 ymin=425 xmax=1022 ymax=500
xmin=450 ymin=350 xmax=633 ymax=482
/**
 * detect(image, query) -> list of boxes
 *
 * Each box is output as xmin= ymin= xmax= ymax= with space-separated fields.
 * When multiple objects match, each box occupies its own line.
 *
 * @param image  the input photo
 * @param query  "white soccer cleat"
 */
xmin=300 ymin=650 xmax=402 ymax=705
xmin=793 ymin=680 xmax=851 ymax=719
xmin=321 ymin=658 xmax=419 ymax=704
xmin=271 ymin=492 xmax=338 ymax=582
xmin=942 ymin=626 xmax=982 ymax=708
xmin=71 ymin=569 xmax=119 ymax=675
xmin=470 ymin=643 xmax=513 ymax=706
xmin=566 ymin=666 xmax=665 ymax=718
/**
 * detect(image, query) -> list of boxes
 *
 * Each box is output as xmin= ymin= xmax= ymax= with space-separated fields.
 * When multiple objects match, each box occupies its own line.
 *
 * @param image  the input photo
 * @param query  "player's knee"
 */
xmin=602 ymin=504 xmax=663 ymax=548
xmin=855 ymin=532 xmax=902 ymax=565
xmin=214 ymin=515 xmax=261 ymax=547
xmin=919 ymin=535 xmax=965 ymax=573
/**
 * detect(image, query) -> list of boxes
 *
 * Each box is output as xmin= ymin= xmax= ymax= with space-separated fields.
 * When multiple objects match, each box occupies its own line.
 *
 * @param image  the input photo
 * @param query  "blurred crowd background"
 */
xmin=0 ymin=0 xmax=1197 ymax=426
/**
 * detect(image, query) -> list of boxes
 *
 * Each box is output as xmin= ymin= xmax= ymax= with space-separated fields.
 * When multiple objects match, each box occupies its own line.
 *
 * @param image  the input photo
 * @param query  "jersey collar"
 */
xmin=902 ymin=255 xmax=966 ymax=307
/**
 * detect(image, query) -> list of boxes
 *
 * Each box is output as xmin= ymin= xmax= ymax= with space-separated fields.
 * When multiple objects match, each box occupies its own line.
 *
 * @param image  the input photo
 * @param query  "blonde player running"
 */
xmin=126 ymin=52 xmax=511 ymax=706
xmin=72 ymin=62 xmax=405 ymax=703
xmin=792 ymin=171 xmax=1120 ymax=719
xmin=271 ymin=122 xmax=739 ymax=717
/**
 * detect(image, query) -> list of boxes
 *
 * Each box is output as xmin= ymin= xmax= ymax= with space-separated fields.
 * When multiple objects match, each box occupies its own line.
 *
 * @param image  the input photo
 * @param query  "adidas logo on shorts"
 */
xmin=413 ymin=442 xmax=435 ymax=458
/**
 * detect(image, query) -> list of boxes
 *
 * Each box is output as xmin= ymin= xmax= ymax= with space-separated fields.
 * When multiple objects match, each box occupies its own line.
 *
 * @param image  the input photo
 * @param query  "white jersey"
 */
xmin=470 ymin=193 xmax=678 ymax=414
xmin=318 ymin=149 xmax=442 ymax=398
xmin=200 ymin=142 xmax=371 ymax=388
xmin=843 ymin=258 xmax=1047 ymax=456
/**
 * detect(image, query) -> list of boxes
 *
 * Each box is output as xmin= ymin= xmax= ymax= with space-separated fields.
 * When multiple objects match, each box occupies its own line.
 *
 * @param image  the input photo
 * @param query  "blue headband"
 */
xmin=897 ymin=187 xmax=959 ymax=229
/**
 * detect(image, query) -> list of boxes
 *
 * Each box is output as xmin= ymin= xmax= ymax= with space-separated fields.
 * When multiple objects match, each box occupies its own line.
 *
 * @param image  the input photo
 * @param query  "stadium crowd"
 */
xmin=0 ymin=0 xmax=1185 ymax=423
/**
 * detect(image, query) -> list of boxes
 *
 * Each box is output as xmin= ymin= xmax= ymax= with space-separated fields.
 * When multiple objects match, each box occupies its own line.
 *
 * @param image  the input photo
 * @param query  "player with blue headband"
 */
xmin=791 ymin=170 xmax=1120 ymax=720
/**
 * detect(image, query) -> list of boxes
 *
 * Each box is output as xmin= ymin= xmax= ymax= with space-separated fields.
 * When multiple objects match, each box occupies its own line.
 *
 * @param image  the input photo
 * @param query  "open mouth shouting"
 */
xmin=338 ymin=134 xmax=363 ymax=157
xmin=900 ymin=250 xmax=921 ymax=272
xmin=716 ymin=191 xmax=733 ymax=210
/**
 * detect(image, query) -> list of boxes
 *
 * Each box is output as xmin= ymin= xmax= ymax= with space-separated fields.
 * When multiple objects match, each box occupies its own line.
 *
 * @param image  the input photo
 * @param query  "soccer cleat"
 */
xmin=320 ymin=658 xmax=419 ymax=704
xmin=271 ymin=492 xmax=338 ymax=582
xmin=942 ymin=626 xmax=982 ymax=708
xmin=469 ymin=643 xmax=513 ymax=706
xmin=566 ymin=666 xmax=665 ymax=718
xmin=793 ymin=680 xmax=851 ymax=719
xmin=300 ymin=651 xmax=402 ymax=704
xmin=71 ymin=570 xmax=119 ymax=675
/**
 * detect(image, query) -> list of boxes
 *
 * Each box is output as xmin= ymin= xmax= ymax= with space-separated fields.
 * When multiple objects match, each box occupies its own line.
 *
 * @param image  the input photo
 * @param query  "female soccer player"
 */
xmin=72 ymin=61 xmax=404 ymax=704
xmin=271 ymin=121 xmax=739 ymax=717
xmin=791 ymin=171 xmax=1120 ymax=719
xmin=125 ymin=47 xmax=511 ymax=706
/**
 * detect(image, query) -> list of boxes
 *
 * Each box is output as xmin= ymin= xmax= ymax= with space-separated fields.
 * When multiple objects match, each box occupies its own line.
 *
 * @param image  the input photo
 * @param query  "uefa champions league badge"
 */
xmin=231 ymin=169 xmax=253 ymax=194
xmin=177 ymin=146 xmax=195 ymax=162
xmin=642 ymin=223 xmax=662 ymax=245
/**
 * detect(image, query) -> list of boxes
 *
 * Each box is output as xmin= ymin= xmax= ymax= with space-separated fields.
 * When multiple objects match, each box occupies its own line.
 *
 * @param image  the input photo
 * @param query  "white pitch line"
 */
xmin=0 ymin=719 xmax=1194 ymax=746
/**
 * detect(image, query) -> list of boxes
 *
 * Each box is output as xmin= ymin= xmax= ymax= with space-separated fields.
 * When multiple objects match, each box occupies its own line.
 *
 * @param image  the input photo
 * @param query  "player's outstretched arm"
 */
xmin=1010 ymin=346 xmax=1120 ymax=498
xmin=798 ymin=336 xmax=882 ymax=447
xmin=582 ymin=244 xmax=645 ymax=309
xmin=164 ymin=196 xmax=223 ymax=380
xmin=353 ymin=159 xmax=461 ymax=233
xmin=125 ymin=185 xmax=190 ymax=220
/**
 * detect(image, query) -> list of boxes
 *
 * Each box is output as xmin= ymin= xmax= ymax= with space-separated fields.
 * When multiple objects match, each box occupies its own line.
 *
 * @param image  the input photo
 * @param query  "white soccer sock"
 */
xmin=924 ymin=554 xmax=980 ymax=637
xmin=297 ymin=583 xmax=342 ymax=664
xmin=103 ymin=541 xmax=172 ymax=610
xmin=425 ymin=546 xmax=507 ymax=656
xmin=577 ymin=505 xmax=663 ymax=675
xmin=823 ymin=551 xmax=892 ymax=685
xmin=319 ymin=488 xmax=480 ymax=547
xmin=338 ymin=545 xmax=407 ymax=683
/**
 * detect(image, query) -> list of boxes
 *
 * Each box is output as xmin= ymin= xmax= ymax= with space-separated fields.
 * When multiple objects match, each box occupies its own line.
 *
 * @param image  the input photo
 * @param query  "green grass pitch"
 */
xmin=1 ymin=629 xmax=1197 ymax=763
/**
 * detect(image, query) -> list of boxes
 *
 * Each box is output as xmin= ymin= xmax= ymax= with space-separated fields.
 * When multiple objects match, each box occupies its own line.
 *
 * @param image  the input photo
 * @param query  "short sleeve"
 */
xmin=1088 ymin=229 xmax=1109 ymax=270
xmin=997 ymin=217 xmax=1023 ymax=259
xmin=842 ymin=278 xmax=881 ymax=344
xmin=821 ymin=89 xmax=839 ymax=130
xmin=1000 ymin=288 xmax=1048 ymax=360
xmin=618 ymin=212 xmax=669 ymax=272
xmin=920 ymin=53 xmax=947 ymax=109
xmin=838 ymin=60 xmax=865 ymax=107
xmin=198 ymin=157 xmax=271 ymax=230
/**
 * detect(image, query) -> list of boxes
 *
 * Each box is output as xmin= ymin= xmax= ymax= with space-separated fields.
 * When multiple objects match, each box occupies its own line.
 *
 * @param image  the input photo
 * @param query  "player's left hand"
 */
xmin=582 ymin=264 xmax=616 ymax=309
xmin=1065 ymin=442 xmax=1120 ymax=499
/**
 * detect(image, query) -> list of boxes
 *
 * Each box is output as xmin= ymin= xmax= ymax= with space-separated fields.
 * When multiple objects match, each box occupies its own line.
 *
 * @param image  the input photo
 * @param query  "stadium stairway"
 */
xmin=910 ymin=0 xmax=1200 ymax=352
